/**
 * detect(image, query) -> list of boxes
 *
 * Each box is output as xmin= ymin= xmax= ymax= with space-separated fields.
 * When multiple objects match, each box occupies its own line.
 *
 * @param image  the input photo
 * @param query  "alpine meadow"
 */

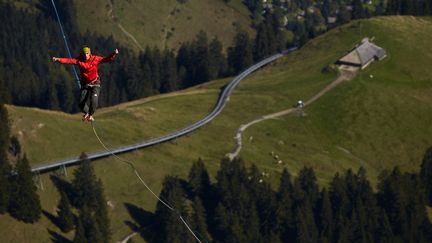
xmin=1 ymin=0 xmax=432 ymax=243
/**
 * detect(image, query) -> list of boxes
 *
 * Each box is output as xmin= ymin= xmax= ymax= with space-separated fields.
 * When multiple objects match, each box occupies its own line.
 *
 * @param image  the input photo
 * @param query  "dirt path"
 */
xmin=161 ymin=3 xmax=179 ymax=48
xmin=106 ymin=0 xmax=144 ymax=51
xmin=226 ymin=69 xmax=357 ymax=160
xmin=117 ymin=232 xmax=138 ymax=243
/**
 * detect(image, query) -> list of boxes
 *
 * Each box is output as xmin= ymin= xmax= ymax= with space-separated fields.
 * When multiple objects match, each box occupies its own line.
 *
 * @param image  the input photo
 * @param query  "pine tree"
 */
xmin=160 ymin=49 xmax=178 ymax=93
xmin=386 ymin=0 xmax=401 ymax=14
xmin=329 ymin=173 xmax=349 ymax=242
xmin=405 ymin=174 xmax=431 ymax=243
xmin=0 ymin=103 xmax=11 ymax=213
xmin=377 ymin=168 xmax=407 ymax=239
xmin=73 ymin=217 xmax=87 ymax=243
xmin=291 ymin=168 xmax=319 ymax=241
xmin=86 ymin=213 xmax=103 ymax=243
xmin=295 ymin=167 xmax=319 ymax=208
xmin=337 ymin=5 xmax=351 ymax=24
xmin=94 ymin=179 xmax=111 ymax=243
xmin=265 ymin=12 xmax=281 ymax=53
xmin=213 ymin=203 xmax=230 ymax=242
xmin=277 ymin=168 xmax=295 ymax=242
xmin=8 ymin=155 xmax=41 ymax=223
xmin=149 ymin=47 xmax=163 ymax=92
xmin=214 ymin=203 xmax=250 ymax=243
xmin=188 ymin=158 xmax=218 ymax=234
xmin=400 ymin=0 xmax=413 ymax=15
xmin=317 ymin=189 xmax=333 ymax=242
xmin=45 ymin=81 xmax=60 ymax=110
xmin=375 ymin=209 xmax=396 ymax=243
xmin=71 ymin=154 xmax=111 ymax=242
xmin=294 ymin=199 xmax=319 ymax=243
xmin=8 ymin=136 xmax=21 ymax=158
xmin=246 ymin=165 xmax=278 ymax=240
xmin=176 ymin=42 xmax=192 ymax=87
xmin=254 ymin=23 xmax=270 ymax=62
xmin=355 ymin=167 xmax=379 ymax=242
xmin=191 ymin=31 xmax=210 ymax=84
xmin=154 ymin=176 xmax=193 ymax=243
xmin=420 ymin=147 xmax=432 ymax=205
xmin=188 ymin=158 xmax=211 ymax=199
xmin=123 ymin=58 xmax=143 ymax=99
xmin=352 ymin=0 xmax=365 ymax=19
xmin=72 ymin=153 xmax=98 ymax=209
xmin=208 ymin=37 xmax=226 ymax=80
xmin=55 ymin=74 xmax=75 ymax=112
xmin=321 ymin=0 xmax=331 ymax=19
xmin=425 ymin=0 xmax=432 ymax=15
xmin=191 ymin=197 xmax=211 ymax=242
xmin=214 ymin=158 xmax=259 ymax=242
xmin=375 ymin=0 xmax=386 ymax=15
xmin=377 ymin=167 xmax=432 ymax=242
xmin=57 ymin=190 xmax=74 ymax=233
xmin=244 ymin=201 xmax=262 ymax=242
xmin=79 ymin=206 xmax=103 ymax=243
xmin=215 ymin=158 xmax=250 ymax=211
xmin=0 ymin=102 xmax=10 ymax=154
xmin=0 ymin=149 xmax=10 ymax=214
xmin=228 ymin=30 xmax=253 ymax=75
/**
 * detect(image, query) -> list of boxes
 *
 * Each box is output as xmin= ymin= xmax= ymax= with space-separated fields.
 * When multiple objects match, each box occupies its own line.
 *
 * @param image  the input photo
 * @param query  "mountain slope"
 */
xmin=2 ymin=16 xmax=432 ymax=242
xmin=238 ymin=16 xmax=432 ymax=184
xmin=74 ymin=0 xmax=253 ymax=52
xmin=3 ymin=0 xmax=253 ymax=52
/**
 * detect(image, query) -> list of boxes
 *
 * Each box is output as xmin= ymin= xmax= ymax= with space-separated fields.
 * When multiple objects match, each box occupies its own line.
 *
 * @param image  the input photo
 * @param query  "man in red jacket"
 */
xmin=52 ymin=47 xmax=119 ymax=122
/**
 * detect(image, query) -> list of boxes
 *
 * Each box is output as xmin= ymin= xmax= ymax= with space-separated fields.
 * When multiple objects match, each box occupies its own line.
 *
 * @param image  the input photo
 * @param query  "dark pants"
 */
xmin=79 ymin=84 xmax=101 ymax=115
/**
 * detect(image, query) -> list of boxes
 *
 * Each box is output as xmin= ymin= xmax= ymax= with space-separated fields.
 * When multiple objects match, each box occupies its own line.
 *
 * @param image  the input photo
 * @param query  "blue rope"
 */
xmin=50 ymin=0 xmax=81 ymax=89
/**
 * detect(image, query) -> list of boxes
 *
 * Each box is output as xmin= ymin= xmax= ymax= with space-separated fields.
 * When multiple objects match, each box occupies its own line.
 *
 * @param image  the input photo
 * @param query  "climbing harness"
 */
xmin=50 ymin=0 xmax=202 ymax=241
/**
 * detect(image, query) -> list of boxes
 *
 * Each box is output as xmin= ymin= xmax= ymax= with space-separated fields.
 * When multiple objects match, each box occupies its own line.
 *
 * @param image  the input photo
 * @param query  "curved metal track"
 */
xmin=32 ymin=49 xmax=296 ymax=173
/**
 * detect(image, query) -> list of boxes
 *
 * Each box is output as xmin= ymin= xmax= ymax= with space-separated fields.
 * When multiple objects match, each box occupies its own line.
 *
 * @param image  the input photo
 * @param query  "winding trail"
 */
xmin=226 ymin=69 xmax=357 ymax=160
xmin=117 ymin=232 xmax=137 ymax=243
xmin=106 ymin=0 xmax=144 ymax=51
xmin=161 ymin=3 xmax=179 ymax=48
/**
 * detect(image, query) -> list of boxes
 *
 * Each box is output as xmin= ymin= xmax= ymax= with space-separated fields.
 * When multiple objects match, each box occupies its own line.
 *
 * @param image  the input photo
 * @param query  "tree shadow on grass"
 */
xmin=124 ymin=202 xmax=157 ymax=243
xmin=43 ymin=210 xmax=62 ymax=231
xmin=50 ymin=175 xmax=77 ymax=207
xmin=47 ymin=229 xmax=72 ymax=243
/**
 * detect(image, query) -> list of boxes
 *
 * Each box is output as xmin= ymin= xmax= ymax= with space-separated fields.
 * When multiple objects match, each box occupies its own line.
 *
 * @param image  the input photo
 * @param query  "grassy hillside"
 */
xmin=2 ymin=0 xmax=253 ymax=52
xmin=2 ymin=16 xmax=432 ymax=242
xmin=74 ymin=0 xmax=253 ymax=52
xmin=239 ymin=16 xmax=432 ymax=185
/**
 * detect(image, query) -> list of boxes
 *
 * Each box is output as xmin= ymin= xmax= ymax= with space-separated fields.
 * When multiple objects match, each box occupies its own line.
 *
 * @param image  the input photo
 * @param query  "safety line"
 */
xmin=50 ymin=0 xmax=81 ymax=88
xmin=91 ymin=121 xmax=202 ymax=243
xmin=50 ymin=1 xmax=201 ymax=241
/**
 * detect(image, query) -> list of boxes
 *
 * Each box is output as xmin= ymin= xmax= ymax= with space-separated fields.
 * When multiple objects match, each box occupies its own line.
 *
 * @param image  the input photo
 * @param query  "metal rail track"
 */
xmin=32 ymin=49 xmax=295 ymax=173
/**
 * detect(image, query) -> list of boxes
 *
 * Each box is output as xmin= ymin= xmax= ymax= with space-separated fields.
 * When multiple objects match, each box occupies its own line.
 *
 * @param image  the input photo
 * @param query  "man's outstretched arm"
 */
xmin=52 ymin=57 xmax=78 ymax=64
xmin=100 ymin=48 xmax=119 ymax=63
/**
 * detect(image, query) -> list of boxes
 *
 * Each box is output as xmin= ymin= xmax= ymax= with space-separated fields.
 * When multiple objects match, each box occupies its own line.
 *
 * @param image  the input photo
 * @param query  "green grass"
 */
xmin=239 ymin=16 xmax=432 ymax=186
xmin=73 ymin=0 xmax=254 ymax=53
xmin=7 ymin=87 xmax=221 ymax=165
xmin=236 ymin=17 xmax=432 ymax=183
xmin=3 ymin=16 xmax=432 ymax=242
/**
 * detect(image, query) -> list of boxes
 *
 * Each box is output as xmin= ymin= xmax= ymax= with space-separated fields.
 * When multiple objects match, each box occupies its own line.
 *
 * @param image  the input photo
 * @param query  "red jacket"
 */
xmin=57 ymin=52 xmax=116 ymax=84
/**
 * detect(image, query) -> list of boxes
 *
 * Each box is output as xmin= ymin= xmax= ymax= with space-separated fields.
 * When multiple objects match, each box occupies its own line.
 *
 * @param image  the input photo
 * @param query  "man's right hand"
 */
xmin=52 ymin=57 xmax=59 ymax=62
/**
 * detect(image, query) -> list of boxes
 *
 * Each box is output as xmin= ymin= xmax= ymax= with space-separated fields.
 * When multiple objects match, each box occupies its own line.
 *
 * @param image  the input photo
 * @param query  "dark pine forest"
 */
xmin=137 ymin=153 xmax=432 ymax=243
xmin=1 ymin=0 xmax=432 ymax=242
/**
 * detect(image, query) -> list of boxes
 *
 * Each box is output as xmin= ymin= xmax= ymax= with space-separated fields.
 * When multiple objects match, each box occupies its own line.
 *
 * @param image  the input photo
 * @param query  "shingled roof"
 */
xmin=338 ymin=38 xmax=386 ymax=69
